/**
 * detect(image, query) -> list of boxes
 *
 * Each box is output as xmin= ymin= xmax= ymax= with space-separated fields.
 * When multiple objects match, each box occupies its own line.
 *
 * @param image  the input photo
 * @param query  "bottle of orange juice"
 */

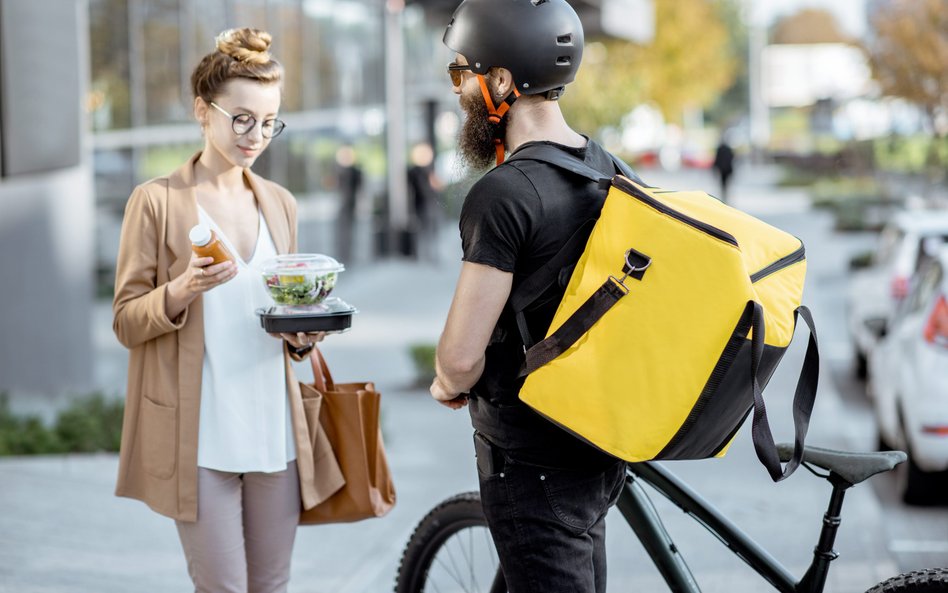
xmin=189 ymin=224 xmax=235 ymax=265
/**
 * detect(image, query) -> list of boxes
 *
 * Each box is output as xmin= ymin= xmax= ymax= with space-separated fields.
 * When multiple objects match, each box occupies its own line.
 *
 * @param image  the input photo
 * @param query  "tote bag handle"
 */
xmin=309 ymin=347 xmax=336 ymax=392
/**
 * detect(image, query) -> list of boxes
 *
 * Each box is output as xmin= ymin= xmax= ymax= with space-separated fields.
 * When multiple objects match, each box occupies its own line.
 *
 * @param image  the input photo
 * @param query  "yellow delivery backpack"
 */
xmin=506 ymin=145 xmax=818 ymax=481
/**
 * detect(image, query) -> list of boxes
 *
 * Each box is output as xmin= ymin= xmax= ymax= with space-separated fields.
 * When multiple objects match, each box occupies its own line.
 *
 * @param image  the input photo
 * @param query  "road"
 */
xmin=1 ymin=164 xmax=944 ymax=593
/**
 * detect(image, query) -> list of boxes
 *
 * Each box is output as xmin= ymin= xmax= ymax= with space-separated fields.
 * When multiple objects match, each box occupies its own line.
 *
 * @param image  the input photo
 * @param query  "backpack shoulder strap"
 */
xmin=502 ymin=143 xmax=644 ymax=348
xmin=507 ymin=143 xmax=610 ymax=183
xmin=608 ymin=153 xmax=648 ymax=186
xmin=507 ymin=142 xmax=648 ymax=186
xmin=507 ymin=218 xmax=596 ymax=347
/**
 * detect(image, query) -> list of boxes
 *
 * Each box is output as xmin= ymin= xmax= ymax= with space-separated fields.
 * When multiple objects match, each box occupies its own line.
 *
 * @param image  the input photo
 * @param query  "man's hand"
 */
xmin=430 ymin=376 xmax=468 ymax=410
xmin=430 ymin=262 xmax=512 ymax=410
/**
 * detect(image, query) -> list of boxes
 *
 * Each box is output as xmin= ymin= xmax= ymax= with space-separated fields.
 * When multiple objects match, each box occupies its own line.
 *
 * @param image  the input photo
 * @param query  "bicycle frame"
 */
xmin=621 ymin=462 xmax=849 ymax=593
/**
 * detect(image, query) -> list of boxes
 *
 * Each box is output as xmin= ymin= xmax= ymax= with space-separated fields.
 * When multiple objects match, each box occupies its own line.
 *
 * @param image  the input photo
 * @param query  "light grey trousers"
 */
xmin=175 ymin=462 xmax=301 ymax=593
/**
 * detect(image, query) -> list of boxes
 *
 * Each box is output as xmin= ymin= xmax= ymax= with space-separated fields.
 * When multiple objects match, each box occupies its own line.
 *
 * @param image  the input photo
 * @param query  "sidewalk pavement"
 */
xmin=1 ymin=164 xmax=900 ymax=593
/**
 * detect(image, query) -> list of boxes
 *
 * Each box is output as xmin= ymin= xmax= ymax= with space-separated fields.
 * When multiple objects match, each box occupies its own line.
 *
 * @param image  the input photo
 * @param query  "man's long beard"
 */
xmin=457 ymin=89 xmax=508 ymax=171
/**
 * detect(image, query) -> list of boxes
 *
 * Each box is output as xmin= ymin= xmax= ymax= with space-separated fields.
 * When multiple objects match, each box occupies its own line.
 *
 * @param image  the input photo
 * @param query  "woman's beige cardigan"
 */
xmin=112 ymin=153 xmax=343 ymax=521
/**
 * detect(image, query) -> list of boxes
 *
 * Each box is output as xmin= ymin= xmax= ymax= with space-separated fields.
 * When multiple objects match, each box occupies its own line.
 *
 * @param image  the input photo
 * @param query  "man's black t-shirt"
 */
xmin=459 ymin=138 xmax=618 ymax=469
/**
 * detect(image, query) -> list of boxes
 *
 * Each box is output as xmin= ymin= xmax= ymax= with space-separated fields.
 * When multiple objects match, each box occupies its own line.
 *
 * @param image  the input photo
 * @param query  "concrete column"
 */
xmin=0 ymin=0 xmax=94 ymax=414
xmin=384 ymin=0 xmax=409 ymax=253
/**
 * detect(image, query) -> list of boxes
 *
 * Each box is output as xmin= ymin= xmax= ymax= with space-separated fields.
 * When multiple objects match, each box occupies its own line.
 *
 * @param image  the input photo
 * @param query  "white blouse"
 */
xmin=195 ymin=205 xmax=296 ymax=473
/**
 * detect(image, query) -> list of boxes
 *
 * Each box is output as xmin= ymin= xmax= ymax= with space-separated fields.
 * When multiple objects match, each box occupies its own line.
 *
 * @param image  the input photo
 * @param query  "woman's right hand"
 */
xmin=181 ymin=254 xmax=238 ymax=295
xmin=165 ymin=254 xmax=237 ymax=320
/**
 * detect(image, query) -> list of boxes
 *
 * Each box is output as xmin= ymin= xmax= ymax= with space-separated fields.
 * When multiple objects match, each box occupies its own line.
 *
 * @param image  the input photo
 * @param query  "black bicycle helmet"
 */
xmin=443 ymin=0 xmax=584 ymax=98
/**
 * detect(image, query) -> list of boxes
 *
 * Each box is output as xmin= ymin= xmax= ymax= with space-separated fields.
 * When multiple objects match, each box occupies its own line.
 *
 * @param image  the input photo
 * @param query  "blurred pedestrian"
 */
xmin=712 ymin=134 xmax=735 ymax=203
xmin=112 ymin=27 xmax=340 ymax=593
xmin=407 ymin=142 xmax=444 ymax=263
xmin=334 ymin=144 xmax=363 ymax=265
xmin=429 ymin=1 xmax=630 ymax=591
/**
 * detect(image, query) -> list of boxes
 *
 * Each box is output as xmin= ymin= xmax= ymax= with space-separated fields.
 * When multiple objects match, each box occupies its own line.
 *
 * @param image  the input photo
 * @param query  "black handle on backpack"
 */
xmin=750 ymin=304 xmax=819 ymax=482
xmin=520 ymin=277 xmax=630 ymax=374
xmin=519 ymin=249 xmax=650 ymax=375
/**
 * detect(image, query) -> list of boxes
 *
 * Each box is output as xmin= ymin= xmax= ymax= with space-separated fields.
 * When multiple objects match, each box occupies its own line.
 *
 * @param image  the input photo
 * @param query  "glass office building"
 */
xmin=90 ymin=0 xmax=451 ymax=278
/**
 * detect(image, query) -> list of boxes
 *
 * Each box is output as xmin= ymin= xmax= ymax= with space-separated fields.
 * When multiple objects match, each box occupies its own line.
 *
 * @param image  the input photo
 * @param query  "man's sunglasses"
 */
xmin=447 ymin=62 xmax=474 ymax=87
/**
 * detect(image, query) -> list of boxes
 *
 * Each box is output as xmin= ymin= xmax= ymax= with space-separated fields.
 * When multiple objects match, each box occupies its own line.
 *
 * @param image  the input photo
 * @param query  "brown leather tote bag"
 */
xmin=299 ymin=347 xmax=396 ymax=525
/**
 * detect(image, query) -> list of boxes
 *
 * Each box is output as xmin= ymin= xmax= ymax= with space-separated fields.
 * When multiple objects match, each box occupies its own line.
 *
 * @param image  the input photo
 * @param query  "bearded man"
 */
xmin=429 ymin=1 xmax=640 ymax=591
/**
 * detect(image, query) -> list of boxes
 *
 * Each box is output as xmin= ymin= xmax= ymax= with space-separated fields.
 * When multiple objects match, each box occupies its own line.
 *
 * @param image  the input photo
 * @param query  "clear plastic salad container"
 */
xmin=260 ymin=254 xmax=345 ymax=306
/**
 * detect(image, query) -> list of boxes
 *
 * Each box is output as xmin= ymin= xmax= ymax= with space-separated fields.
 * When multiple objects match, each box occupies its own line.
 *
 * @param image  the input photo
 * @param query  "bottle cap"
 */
xmin=189 ymin=224 xmax=213 ymax=247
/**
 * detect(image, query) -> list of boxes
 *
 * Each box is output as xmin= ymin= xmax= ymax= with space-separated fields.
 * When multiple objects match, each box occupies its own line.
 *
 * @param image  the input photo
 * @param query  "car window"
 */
xmin=905 ymin=261 xmax=943 ymax=315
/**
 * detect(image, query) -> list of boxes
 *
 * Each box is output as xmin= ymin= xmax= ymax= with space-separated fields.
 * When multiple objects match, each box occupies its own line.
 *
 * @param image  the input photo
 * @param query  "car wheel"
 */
xmin=902 ymin=454 xmax=931 ymax=505
xmin=876 ymin=430 xmax=892 ymax=452
xmin=900 ymin=455 xmax=948 ymax=506
xmin=855 ymin=349 xmax=867 ymax=380
xmin=899 ymin=410 xmax=948 ymax=506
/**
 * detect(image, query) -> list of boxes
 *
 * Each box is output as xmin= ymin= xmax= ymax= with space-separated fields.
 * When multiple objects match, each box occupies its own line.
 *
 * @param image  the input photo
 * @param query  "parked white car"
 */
xmin=868 ymin=244 xmax=948 ymax=504
xmin=846 ymin=210 xmax=948 ymax=379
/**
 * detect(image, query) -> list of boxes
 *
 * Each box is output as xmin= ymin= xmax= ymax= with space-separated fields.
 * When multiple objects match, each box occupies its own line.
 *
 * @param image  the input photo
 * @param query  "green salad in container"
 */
xmin=261 ymin=254 xmax=345 ymax=306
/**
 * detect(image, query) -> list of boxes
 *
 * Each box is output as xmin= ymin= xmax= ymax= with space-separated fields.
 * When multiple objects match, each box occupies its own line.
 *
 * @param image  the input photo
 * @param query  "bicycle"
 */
xmin=394 ymin=443 xmax=948 ymax=593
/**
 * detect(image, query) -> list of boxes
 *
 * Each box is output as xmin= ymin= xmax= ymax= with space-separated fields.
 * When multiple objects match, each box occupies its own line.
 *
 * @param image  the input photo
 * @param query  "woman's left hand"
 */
xmin=270 ymin=331 xmax=327 ymax=349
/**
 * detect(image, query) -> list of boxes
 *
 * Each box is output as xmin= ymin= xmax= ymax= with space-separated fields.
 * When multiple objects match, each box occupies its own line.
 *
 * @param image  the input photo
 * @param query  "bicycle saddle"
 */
xmin=776 ymin=443 xmax=906 ymax=486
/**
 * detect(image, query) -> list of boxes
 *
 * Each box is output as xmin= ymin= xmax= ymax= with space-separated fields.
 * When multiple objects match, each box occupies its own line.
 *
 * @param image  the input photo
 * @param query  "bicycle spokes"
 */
xmin=426 ymin=524 xmax=499 ymax=593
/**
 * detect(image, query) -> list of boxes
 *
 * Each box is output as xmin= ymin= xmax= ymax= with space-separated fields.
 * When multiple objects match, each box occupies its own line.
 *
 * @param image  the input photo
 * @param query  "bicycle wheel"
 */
xmin=394 ymin=491 xmax=505 ymax=593
xmin=865 ymin=568 xmax=948 ymax=592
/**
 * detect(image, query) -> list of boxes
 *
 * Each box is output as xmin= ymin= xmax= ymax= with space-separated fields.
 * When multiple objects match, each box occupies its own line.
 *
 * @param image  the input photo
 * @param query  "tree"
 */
xmin=770 ymin=8 xmax=850 ymax=45
xmin=560 ymin=0 xmax=737 ymax=132
xmin=866 ymin=0 xmax=948 ymax=136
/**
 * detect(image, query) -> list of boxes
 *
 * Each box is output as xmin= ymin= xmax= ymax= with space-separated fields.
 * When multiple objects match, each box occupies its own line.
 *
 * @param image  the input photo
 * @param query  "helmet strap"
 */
xmin=477 ymin=74 xmax=520 ymax=165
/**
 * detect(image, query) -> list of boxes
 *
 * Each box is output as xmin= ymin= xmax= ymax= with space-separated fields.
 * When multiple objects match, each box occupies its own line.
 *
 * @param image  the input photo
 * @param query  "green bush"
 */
xmin=808 ymin=176 xmax=898 ymax=232
xmin=408 ymin=343 xmax=437 ymax=387
xmin=811 ymin=176 xmax=886 ymax=204
xmin=776 ymin=165 xmax=823 ymax=188
xmin=873 ymin=135 xmax=948 ymax=175
xmin=0 ymin=396 xmax=63 ymax=455
xmin=0 ymin=392 xmax=124 ymax=456
xmin=55 ymin=393 xmax=125 ymax=453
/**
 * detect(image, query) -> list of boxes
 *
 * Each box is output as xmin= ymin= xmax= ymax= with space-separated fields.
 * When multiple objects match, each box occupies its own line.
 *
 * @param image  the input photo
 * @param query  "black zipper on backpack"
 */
xmin=750 ymin=245 xmax=806 ymax=283
xmin=613 ymin=177 xmax=739 ymax=247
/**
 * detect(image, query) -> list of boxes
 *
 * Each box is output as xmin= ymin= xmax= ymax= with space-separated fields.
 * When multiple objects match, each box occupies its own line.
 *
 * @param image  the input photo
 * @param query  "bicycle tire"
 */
xmin=865 ymin=568 xmax=948 ymax=593
xmin=394 ymin=491 xmax=504 ymax=593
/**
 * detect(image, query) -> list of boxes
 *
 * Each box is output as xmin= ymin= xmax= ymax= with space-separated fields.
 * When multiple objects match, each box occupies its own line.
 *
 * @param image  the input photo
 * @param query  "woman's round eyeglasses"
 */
xmin=210 ymin=102 xmax=286 ymax=139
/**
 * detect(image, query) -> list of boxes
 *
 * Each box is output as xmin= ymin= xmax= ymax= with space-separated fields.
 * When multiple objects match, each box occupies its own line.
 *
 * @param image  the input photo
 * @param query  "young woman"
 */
xmin=112 ymin=28 xmax=342 ymax=592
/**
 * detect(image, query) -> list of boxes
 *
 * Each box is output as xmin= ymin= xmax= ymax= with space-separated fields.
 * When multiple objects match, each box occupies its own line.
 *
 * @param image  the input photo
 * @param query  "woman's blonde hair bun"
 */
xmin=191 ymin=27 xmax=282 ymax=102
xmin=215 ymin=28 xmax=273 ymax=65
